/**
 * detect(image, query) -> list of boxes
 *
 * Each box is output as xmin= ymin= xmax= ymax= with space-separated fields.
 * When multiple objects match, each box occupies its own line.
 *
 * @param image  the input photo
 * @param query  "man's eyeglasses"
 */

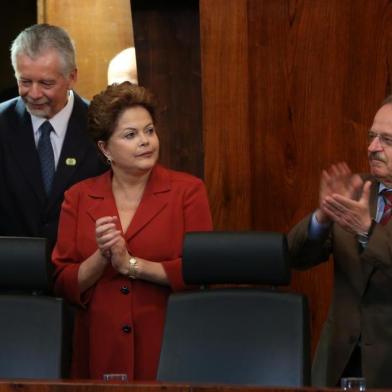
xmin=368 ymin=131 xmax=392 ymax=147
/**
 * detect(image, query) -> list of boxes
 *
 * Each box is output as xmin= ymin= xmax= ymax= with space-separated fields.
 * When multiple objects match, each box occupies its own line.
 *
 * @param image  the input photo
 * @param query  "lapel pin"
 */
xmin=65 ymin=157 xmax=77 ymax=166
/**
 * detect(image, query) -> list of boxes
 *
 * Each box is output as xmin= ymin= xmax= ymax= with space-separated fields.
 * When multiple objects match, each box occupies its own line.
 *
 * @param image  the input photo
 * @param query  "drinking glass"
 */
xmin=341 ymin=377 xmax=366 ymax=391
xmin=103 ymin=373 xmax=128 ymax=383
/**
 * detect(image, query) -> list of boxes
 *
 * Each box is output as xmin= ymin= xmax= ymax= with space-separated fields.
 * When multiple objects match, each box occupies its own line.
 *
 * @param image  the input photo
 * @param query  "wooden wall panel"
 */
xmin=200 ymin=0 xmax=392 ymax=354
xmin=201 ymin=0 xmax=252 ymax=229
xmin=131 ymin=0 xmax=203 ymax=177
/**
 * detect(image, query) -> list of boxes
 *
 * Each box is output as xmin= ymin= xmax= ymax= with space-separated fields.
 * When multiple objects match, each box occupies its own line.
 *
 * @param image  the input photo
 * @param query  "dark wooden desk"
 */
xmin=0 ymin=380 xmax=347 ymax=392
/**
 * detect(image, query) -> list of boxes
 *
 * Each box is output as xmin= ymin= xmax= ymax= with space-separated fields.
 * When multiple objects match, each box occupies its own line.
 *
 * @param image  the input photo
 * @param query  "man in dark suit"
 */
xmin=288 ymin=97 xmax=392 ymax=388
xmin=0 ymin=23 xmax=107 ymax=249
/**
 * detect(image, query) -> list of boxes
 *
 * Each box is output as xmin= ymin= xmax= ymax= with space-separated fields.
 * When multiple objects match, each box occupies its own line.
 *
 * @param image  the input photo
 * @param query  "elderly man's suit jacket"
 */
xmin=288 ymin=176 xmax=392 ymax=388
xmin=0 ymin=94 xmax=107 ymax=248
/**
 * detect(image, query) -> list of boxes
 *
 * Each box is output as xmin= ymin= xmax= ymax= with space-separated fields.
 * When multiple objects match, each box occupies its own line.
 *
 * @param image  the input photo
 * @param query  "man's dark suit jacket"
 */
xmin=0 ymin=93 xmax=107 ymax=248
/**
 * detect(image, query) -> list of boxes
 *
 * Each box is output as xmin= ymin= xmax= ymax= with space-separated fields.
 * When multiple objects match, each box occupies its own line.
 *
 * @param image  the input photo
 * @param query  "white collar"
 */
xmin=379 ymin=182 xmax=392 ymax=194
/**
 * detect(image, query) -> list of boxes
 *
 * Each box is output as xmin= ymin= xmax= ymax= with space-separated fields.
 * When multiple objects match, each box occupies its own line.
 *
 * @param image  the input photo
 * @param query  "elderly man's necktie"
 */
xmin=380 ymin=190 xmax=392 ymax=225
xmin=37 ymin=121 xmax=55 ymax=195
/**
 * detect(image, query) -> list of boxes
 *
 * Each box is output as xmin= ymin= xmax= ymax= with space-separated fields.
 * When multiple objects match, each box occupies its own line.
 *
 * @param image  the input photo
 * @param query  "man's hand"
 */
xmin=322 ymin=180 xmax=372 ymax=235
xmin=316 ymin=162 xmax=363 ymax=224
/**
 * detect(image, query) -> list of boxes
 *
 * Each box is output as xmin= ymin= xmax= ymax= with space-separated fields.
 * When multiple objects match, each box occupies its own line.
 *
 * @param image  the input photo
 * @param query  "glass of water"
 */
xmin=103 ymin=373 xmax=128 ymax=383
xmin=341 ymin=377 xmax=366 ymax=391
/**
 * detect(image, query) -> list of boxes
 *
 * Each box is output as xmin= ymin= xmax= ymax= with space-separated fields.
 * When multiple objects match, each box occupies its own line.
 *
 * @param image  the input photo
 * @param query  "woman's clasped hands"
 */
xmin=95 ymin=216 xmax=130 ymax=275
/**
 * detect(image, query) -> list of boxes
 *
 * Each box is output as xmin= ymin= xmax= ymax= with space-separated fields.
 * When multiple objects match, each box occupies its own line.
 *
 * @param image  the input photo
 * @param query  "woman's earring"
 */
xmin=106 ymin=157 xmax=112 ymax=165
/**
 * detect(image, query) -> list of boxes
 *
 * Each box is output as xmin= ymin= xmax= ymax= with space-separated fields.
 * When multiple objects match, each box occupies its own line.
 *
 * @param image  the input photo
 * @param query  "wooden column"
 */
xmin=131 ymin=0 xmax=203 ymax=177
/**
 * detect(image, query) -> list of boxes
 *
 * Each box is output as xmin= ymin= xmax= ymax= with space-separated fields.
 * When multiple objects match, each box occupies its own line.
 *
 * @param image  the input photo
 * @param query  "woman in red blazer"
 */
xmin=52 ymin=82 xmax=213 ymax=380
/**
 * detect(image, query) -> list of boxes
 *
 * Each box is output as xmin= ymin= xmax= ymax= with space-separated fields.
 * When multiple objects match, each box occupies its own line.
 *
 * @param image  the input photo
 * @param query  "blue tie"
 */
xmin=37 ymin=121 xmax=55 ymax=195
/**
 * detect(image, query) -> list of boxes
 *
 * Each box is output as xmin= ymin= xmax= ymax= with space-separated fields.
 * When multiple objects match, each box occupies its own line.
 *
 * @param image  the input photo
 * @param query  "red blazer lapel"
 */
xmin=125 ymin=165 xmax=170 ymax=240
xmin=84 ymin=166 xmax=171 ymax=239
xmin=86 ymin=171 xmax=118 ymax=223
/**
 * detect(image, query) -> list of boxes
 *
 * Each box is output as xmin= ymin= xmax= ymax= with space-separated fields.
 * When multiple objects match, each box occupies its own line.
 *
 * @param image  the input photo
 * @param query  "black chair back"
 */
xmin=183 ymin=231 xmax=290 ymax=285
xmin=0 ymin=236 xmax=72 ymax=379
xmin=158 ymin=232 xmax=310 ymax=387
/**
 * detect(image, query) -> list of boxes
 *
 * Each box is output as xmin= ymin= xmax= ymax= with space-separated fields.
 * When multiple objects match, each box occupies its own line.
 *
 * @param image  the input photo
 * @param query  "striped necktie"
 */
xmin=37 ymin=121 xmax=55 ymax=195
xmin=380 ymin=190 xmax=392 ymax=225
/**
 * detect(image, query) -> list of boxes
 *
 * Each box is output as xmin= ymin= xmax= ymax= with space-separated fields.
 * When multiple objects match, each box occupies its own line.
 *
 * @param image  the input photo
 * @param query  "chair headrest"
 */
xmin=0 ymin=237 xmax=52 ymax=292
xmin=183 ymin=232 xmax=291 ymax=285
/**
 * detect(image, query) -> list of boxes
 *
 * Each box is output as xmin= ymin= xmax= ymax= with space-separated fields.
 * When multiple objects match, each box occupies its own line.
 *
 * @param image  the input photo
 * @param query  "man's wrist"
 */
xmin=356 ymin=219 xmax=376 ymax=247
xmin=356 ymin=231 xmax=369 ymax=246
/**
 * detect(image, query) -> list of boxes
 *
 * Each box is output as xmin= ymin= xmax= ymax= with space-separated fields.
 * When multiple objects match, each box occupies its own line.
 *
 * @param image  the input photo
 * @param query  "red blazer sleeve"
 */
xmin=162 ymin=177 xmax=213 ymax=291
xmin=51 ymin=186 xmax=91 ymax=306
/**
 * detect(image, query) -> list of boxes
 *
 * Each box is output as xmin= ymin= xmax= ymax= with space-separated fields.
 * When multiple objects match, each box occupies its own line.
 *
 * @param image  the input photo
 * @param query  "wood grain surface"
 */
xmin=200 ymin=0 xmax=392 ymax=354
